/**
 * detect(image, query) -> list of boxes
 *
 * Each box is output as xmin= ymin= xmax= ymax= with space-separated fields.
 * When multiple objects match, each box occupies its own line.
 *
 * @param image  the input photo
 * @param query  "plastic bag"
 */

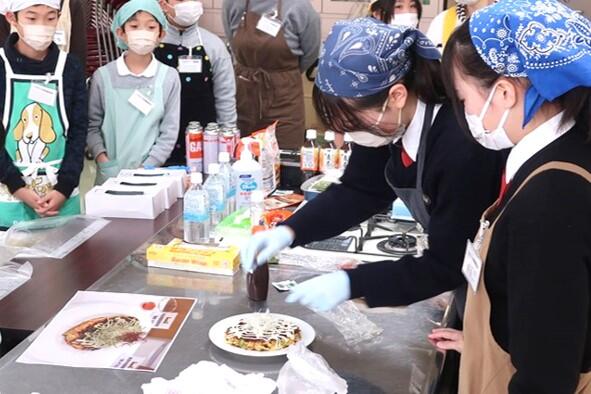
xmin=277 ymin=343 xmax=348 ymax=394
xmin=237 ymin=122 xmax=280 ymax=196
xmin=5 ymin=215 xmax=109 ymax=258
xmin=318 ymin=301 xmax=384 ymax=348
xmin=0 ymin=260 xmax=33 ymax=301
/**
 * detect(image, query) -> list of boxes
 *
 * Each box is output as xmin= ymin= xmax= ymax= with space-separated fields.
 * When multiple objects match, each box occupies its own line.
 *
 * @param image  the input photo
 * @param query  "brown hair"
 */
xmin=313 ymin=51 xmax=445 ymax=134
xmin=443 ymin=22 xmax=591 ymax=138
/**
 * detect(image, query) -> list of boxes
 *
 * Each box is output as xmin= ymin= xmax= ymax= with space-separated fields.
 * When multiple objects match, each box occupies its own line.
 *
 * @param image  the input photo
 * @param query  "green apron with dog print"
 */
xmin=0 ymin=49 xmax=80 ymax=228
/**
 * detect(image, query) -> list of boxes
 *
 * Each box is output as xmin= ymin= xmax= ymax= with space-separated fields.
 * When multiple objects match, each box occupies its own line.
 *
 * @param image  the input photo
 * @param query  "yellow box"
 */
xmin=146 ymin=239 xmax=240 ymax=276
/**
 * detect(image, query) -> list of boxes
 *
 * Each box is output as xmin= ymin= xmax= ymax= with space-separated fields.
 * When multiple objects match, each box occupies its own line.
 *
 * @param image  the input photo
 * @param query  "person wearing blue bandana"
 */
xmin=241 ymin=17 xmax=505 ymax=317
xmin=86 ymin=0 xmax=181 ymax=185
xmin=426 ymin=1 xmax=591 ymax=393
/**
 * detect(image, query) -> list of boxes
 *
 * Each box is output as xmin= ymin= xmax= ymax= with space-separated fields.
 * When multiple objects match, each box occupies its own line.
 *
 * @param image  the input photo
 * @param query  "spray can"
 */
xmin=203 ymin=123 xmax=219 ymax=175
xmin=185 ymin=121 xmax=203 ymax=173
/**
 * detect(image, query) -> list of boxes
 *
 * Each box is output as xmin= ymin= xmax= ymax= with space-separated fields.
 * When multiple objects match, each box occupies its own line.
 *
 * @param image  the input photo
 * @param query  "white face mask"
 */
xmin=455 ymin=0 xmax=480 ymax=5
xmin=391 ymin=13 xmax=419 ymax=28
xmin=348 ymin=131 xmax=398 ymax=147
xmin=173 ymin=1 xmax=203 ymax=27
xmin=465 ymin=84 xmax=515 ymax=151
xmin=20 ymin=24 xmax=56 ymax=52
xmin=126 ymin=30 xmax=158 ymax=55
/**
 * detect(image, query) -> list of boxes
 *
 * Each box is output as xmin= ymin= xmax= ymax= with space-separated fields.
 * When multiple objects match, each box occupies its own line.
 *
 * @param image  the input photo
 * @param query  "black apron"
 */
xmin=155 ymin=41 xmax=217 ymax=166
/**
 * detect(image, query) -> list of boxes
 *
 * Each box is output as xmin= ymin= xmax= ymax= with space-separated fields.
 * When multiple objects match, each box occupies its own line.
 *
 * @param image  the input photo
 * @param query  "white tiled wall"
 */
xmin=200 ymin=0 xmax=445 ymax=130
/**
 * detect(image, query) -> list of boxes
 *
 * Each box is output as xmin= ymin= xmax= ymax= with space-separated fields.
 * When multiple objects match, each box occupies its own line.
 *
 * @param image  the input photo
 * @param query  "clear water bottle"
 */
xmin=183 ymin=172 xmax=210 ymax=244
xmin=218 ymin=151 xmax=236 ymax=217
xmin=204 ymin=163 xmax=226 ymax=236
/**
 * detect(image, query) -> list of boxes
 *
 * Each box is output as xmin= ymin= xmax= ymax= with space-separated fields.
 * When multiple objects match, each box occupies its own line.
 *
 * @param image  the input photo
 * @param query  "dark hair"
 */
xmin=313 ymin=52 xmax=446 ymax=134
xmin=443 ymin=22 xmax=591 ymax=139
xmin=370 ymin=0 xmax=423 ymax=24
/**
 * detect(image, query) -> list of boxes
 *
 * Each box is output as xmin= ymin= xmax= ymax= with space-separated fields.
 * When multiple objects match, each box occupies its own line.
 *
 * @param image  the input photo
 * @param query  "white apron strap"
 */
xmin=0 ymin=48 xmax=14 ymax=129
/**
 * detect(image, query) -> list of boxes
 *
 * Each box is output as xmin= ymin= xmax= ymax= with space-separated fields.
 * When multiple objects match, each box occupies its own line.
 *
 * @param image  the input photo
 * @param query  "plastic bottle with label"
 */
xmin=232 ymin=140 xmax=264 ymax=210
xmin=218 ymin=151 xmax=236 ymax=216
xmin=203 ymin=163 xmax=226 ymax=235
xmin=340 ymin=132 xmax=354 ymax=170
xmin=301 ymin=129 xmax=319 ymax=181
xmin=183 ymin=172 xmax=210 ymax=244
xmin=319 ymin=130 xmax=339 ymax=173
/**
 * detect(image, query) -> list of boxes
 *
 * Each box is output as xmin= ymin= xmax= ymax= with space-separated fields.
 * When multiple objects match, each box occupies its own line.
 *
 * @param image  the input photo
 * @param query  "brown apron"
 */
xmin=230 ymin=0 xmax=306 ymax=150
xmin=460 ymin=161 xmax=591 ymax=393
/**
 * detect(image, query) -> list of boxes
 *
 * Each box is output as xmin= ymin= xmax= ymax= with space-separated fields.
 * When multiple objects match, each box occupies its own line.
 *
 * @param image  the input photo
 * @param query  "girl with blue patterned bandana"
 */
xmin=428 ymin=0 xmax=591 ymax=392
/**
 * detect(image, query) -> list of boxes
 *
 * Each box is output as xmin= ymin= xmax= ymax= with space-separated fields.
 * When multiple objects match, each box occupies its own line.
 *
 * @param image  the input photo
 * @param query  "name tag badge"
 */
xmin=53 ymin=30 xmax=66 ymax=46
xmin=256 ymin=13 xmax=282 ymax=37
xmin=462 ymin=240 xmax=483 ymax=293
xmin=28 ymin=83 xmax=57 ymax=107
xmin=128 ymin=90 xmax=154 ymax=116
xmin=178 ymin=56 xmax=203 ymax=74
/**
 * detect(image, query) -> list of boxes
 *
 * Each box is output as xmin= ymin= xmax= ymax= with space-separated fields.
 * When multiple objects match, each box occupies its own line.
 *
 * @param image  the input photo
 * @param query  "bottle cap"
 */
xmin=324 ymin=130 xmax=335 ymax=142
xmin=190 ymin=172 xmax=203 ymax=185
xmin=208 ymin=163 xmax=220 ymax=174
xmin=250 ymin=190 xmax=265 ymax=203
xmin=305 ymin=129 xmax=317 ymax=140
xmin=218 ymin=151 xmax=230 ymax=163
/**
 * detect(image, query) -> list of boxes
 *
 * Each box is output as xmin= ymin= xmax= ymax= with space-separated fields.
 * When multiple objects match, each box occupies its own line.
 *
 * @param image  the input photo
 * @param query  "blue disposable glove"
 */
xmin=241 ymin=225 xmax=295 ymax=272
xmin=285 ymin=271 xmax=351 ymax=312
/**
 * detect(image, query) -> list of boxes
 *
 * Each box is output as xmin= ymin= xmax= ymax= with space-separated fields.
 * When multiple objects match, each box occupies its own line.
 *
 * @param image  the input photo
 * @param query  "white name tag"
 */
xmin=178 ymin=56 xmax=202 ymax=74
xmin=128 ymin=90 xmax=154 ymax=116
xmin=28 ymin=83 xmax=57 ymax=107
xmin=53 ymin=30 xmax=66 ymax=46
xmin=256 ymin=14 xmax=282 ymax=37
xmin=462 ymin=240 xmax=483 ymax=293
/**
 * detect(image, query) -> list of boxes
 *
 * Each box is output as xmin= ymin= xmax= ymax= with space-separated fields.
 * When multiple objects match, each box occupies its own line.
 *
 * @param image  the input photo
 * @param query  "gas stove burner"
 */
xmin=376 ymin=234 xmax=417 ymax=255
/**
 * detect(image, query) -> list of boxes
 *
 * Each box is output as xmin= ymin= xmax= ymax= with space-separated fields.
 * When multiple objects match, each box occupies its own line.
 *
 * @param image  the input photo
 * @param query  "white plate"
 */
xmin=209 ymin=313 xmax=315 ymax=357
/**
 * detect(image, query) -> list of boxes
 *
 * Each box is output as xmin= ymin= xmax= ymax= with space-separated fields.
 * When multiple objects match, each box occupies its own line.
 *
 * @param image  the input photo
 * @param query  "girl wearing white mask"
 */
xmin=86 ymin=0 xmax=181 ymax=185
xmin=0 ymin=0 xmax=87 ymax=228
xmin=369 ymin=0 xmax=422 ymax=28
xmin=428 ymin=1 xmax=591 ymax=392
xmin=154 ymin=0 xmax=237 ymax=166
xmin=426 ymin=0 xmax=497 ymax=52
xmin=241 ymin=18 xmax=505 ymax=317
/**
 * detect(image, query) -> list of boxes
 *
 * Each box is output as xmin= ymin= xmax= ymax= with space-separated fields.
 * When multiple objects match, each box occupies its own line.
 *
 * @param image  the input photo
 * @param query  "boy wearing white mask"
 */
xmin=155 ymin=0 xmax=237 ymax=166
xmin=86 ymin=0 xmax=180 ymax=184
xmin=426 ymin=0 xmax=497 ymax=52
xmin=0 ymin=0 xmax=88 ymax=228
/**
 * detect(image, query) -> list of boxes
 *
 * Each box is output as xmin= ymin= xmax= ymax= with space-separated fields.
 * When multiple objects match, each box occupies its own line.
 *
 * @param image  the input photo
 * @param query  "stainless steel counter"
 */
xmin=0 ymin=218 xmax=453 ymax=394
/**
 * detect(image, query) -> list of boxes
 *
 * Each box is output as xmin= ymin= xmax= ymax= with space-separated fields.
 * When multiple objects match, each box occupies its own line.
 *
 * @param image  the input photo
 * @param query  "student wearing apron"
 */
xmin=0 ymin=0 xmax=87 ymax=229
xmin=428 ymin=1 xmax=591 ymax=392
xmin=156 ymin=0 xmax=237 ymax=166
xmin=242 ymin=18 xmax=505 ymax=314
xmin=86 ymin=0 xmax=181 ymax=185
xmin=223 ymin=0 xmax=320 ymax=150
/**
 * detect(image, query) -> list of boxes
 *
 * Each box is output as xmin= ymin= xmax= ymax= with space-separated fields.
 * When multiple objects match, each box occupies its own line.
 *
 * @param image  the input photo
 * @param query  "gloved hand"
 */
xmin=241 ymin=225 xmax=295 ymax=273
xmin=285 ymin=271 xmax=351 ymax=312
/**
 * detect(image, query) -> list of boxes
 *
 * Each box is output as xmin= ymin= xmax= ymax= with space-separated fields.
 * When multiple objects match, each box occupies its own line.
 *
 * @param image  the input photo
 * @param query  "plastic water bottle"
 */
xmin=218 ymin=151 xmax=236 ymax=216
xmin=183 ymin=172 xmax=210 ymax=244
xmin=203 ymin=163 xmax=226 ymax=235
xmin=232 ymin=140 xmax=263 ymax=210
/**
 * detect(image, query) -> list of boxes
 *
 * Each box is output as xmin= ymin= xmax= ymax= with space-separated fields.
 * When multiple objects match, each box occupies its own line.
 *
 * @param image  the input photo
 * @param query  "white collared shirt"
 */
xmin=116 ymin=52 xmax=159 ymax=78
xmin=505 ymin=111 xmax=575 ymax=182
xmin=401 ymin=100 xmax=443 ymax=161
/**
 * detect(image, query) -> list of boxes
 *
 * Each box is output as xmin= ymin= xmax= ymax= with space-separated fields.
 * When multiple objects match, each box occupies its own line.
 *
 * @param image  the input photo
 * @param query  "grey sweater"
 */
xmin=87 ymin=57 xmax=181 ymax=167
xmin=162 ymin=24 xmax=237 ymax=127
xmin=222 ymin=0 xmax=321 ymax=72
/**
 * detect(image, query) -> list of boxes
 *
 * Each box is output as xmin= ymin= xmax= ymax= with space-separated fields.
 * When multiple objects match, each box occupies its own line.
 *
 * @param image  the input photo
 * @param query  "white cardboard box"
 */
xmin=85 ymin=185 xmax=165 ymax=219
xmin=118 ymin=168 xmax=187 ymax=198
xmin=104 ymin=177 xmax=176 ymax=209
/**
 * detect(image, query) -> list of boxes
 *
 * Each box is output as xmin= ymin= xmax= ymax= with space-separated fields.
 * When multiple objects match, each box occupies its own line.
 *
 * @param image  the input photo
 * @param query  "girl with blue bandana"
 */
xmin=86 ymin=0 xmax=181 ymax=185
xmin=428 ymin=0 xmax=591 ymax=392
xmin=241 ymin=17 xmax=505 ymax=318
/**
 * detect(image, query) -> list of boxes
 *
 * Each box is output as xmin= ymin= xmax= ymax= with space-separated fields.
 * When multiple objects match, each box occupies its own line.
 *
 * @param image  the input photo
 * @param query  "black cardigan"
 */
xmin=484 ymin=124 xmax=591 ymax=394
xmin=0 ymin=33 xmax=88 ymax=198
xmin=283 ymin=102 xmax=506 ymax=307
